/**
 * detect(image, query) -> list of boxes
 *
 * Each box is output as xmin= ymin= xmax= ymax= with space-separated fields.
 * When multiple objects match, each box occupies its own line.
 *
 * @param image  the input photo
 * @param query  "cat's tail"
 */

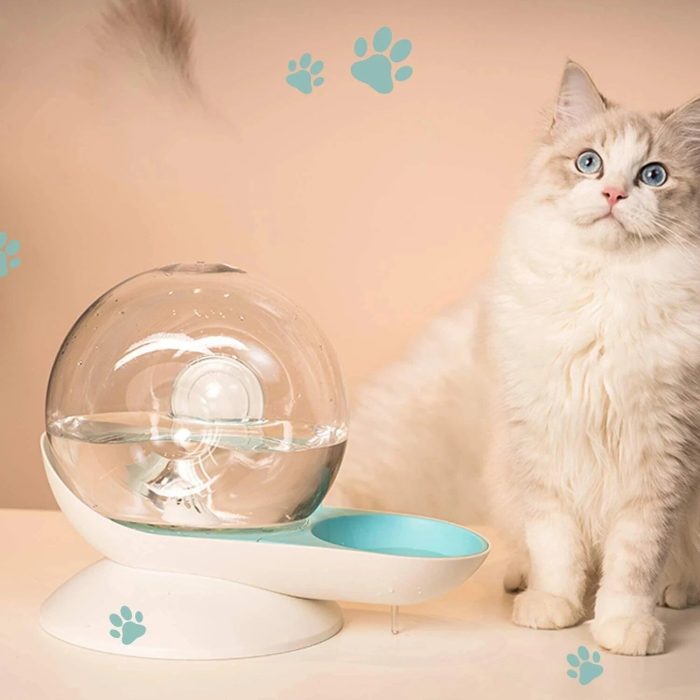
xmin=328 ymin=297 xmax=491 ymax=526
xmin=97 ymin=0 xmax=199 ymax=96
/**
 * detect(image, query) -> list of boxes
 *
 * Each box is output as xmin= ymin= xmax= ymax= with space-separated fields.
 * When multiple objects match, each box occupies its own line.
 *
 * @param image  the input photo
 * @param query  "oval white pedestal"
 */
xmin=41 ymin=559 xmax=343 ymax=659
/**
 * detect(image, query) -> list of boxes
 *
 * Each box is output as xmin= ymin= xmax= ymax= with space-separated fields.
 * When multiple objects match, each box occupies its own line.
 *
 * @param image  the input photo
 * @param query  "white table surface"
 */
xmin=1 ymin=509 xmax=699 ymax=700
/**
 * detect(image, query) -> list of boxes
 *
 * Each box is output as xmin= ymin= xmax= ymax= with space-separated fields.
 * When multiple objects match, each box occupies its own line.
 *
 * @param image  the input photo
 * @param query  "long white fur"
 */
xmin=330 ymin=300 xmax=491 ymax=525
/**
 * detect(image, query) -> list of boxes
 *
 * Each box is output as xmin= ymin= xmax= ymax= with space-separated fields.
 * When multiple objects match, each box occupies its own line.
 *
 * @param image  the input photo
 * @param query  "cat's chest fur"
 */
xmin=491 ymin=237 xmax=700 ymax=497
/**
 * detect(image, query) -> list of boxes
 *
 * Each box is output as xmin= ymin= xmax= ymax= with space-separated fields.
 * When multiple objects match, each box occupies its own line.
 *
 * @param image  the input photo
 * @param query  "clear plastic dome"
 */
xmin=46 ymin=263 xmax=348 ymax=530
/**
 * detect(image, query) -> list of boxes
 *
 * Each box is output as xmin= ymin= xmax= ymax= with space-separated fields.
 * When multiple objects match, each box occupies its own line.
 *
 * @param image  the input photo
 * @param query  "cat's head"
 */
xmin=531 ymin=62 xmax=700 ymax=248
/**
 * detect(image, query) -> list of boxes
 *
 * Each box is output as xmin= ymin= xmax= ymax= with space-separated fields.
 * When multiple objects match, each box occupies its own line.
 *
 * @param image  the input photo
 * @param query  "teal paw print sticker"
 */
xmin=351 ymin=26 xmax=413 ymax=94
xmin=287 ymin=52 xmax=325 ymax=94
xmin=0 ymin=232 xmax=21 ymax=278
xmin=567 ymin=646 xmax=604 ymax=686
xmin=109 ymin=605 xmax=146 ymax=645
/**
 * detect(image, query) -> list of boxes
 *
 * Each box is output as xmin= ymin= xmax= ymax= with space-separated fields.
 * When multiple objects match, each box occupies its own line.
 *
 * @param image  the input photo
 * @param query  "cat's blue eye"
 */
xmin=639 ymin=162 xmax=667 ymax=187
xmin=575 ymin=150 xmax=602 ymax=175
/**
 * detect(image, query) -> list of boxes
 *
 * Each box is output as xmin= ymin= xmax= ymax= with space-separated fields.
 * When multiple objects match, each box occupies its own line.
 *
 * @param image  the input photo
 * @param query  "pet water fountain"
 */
xmin=41 ymin=262 xmax=489 ymax=659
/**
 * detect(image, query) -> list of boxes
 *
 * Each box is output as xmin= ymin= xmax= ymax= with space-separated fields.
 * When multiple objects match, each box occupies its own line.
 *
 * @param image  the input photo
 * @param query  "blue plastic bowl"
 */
xmin=311 ymin=513 xmax=488 ymax=558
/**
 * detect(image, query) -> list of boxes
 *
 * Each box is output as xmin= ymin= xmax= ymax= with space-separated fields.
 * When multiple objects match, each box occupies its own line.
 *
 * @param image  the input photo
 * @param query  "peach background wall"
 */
xmin=1 ymin=0 xmax=700 ymax=509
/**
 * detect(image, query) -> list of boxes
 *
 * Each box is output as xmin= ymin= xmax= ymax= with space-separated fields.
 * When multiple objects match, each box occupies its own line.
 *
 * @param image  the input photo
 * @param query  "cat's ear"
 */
xmin=663 ymin=96 xmax=700 ymax=151
xmin=552 ymin=62 xmax=606 ymax=134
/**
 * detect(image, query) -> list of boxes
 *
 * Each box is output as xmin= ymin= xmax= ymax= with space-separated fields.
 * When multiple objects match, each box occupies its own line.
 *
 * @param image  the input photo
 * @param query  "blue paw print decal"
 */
xmin=0 ymin=232 xmax=21 ymax=278
xmin=109 ymin=605 xmax=146 ymax=645
xmin=351 ymin=26 xmax=413 ymax=94
xmin=567 ymin=646 xmax=604 ymax=686
xmin=287 ymin=52 xmax=325 ymax=94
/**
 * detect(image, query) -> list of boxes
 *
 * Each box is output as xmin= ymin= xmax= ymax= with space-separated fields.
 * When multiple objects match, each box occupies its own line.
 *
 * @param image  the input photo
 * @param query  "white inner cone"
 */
xmin=171 ymin=356 xmax=264 ymax=422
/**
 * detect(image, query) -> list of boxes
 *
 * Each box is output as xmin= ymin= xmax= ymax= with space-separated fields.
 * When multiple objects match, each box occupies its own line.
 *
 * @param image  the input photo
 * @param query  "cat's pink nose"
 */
xmin=602 ymin=186 xmax=628 ymax=206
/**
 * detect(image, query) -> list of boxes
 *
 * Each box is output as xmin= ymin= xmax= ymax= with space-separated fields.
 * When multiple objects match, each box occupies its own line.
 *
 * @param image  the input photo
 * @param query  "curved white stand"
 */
xmin=41 ymin=560 xmax=342 ymax=660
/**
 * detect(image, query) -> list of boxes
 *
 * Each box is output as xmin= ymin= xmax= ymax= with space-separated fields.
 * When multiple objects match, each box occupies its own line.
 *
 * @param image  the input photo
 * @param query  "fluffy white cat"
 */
xmin=331 ymin=62 xmax=700 ymax=656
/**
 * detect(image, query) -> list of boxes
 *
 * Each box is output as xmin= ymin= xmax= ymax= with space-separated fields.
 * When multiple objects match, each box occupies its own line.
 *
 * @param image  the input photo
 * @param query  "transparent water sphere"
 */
xmin=45 ymin=263 xmax=348 ymax=530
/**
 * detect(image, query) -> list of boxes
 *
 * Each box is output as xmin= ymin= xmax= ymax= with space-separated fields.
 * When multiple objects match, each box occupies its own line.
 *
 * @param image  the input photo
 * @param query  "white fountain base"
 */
xmin=41 ymin=559 xmax=343 ymax=660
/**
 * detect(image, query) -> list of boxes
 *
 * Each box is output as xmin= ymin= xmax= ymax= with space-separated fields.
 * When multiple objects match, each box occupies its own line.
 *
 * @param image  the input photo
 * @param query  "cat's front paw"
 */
xmin=658 ymin=583 xmax=700 ymax=610
xmin=512 ymin=590 xmax=582 ymax=629
xmin=592 ymin=615 xmax=664 ymax=656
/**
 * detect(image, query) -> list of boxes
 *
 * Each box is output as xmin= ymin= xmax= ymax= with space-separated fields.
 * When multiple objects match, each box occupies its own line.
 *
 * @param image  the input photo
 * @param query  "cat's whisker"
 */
xmin=650 ymin=216 xmax=698 ymax=254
